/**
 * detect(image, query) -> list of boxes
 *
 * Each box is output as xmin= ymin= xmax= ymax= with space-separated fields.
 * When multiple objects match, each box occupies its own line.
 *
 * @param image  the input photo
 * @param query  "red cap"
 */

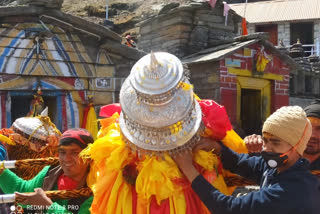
xmin=59 ymin=128 xmax=93 ymax=149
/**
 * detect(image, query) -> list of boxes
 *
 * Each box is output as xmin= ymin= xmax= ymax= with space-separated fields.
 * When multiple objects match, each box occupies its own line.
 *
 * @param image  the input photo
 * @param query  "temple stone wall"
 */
xmin=138 ymin=1 xmax=240 ymax=58
xmin=188 ymin=62 xmax=221 ymax=101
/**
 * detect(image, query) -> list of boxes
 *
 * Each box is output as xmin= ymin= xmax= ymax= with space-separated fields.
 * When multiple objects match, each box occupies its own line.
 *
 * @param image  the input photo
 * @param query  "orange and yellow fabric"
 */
xmin=82 ymin=100 xmax=247 ymax=214
xmin=256 ymin=48 xmax=272 ymax=72
xmin=82 ymin=103 xmax=98 ymax=140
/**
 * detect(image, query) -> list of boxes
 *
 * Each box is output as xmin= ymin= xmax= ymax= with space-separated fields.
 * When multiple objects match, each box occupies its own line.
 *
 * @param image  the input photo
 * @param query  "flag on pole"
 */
xmin=242 ymin=18 xmax=248 ymax=35
xmin=242 ymin=0 xmax=249 ymax=35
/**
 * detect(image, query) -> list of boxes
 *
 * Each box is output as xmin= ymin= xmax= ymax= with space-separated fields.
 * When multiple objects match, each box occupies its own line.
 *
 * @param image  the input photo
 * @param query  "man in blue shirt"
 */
xmin=173 ymin=106 xmax=320 ymax=214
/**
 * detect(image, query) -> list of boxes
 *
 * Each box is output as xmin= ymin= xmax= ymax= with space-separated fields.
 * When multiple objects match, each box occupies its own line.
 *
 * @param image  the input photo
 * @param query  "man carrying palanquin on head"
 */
xmin=82 ymin=52 xmax=248 ymax=213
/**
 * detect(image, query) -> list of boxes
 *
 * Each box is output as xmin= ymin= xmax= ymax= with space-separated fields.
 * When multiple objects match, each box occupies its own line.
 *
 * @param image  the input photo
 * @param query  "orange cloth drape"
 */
xmin=242 ymin=18 xmax=248 ymax=35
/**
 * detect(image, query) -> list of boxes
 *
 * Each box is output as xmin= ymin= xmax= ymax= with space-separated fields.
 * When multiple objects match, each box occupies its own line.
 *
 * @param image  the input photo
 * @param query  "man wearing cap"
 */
xmin=0 ymin=128 xmax=93 ymax=214
xmin=245 ymin=100 xmax=320 ymax=171
xmin=303 ymin=99 xmax=320 ymax=170
xmin=174 ymin=106 xmax=320 ymax=214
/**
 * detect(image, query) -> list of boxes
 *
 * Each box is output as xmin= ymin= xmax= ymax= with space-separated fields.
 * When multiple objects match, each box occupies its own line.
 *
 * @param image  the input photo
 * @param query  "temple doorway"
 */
xmin=241 ymin=89 xmax=262 ymax=135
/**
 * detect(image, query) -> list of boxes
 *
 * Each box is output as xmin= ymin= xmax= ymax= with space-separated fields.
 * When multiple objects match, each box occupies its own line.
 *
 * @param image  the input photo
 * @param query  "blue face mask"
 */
xmin=261 ymin=151 xmax=288 ymax=168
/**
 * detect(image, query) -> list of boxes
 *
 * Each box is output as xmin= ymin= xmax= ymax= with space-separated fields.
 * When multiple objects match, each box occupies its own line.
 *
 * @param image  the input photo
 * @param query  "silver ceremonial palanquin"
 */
xmin=119 ymin=52 xmax=202 ymax=155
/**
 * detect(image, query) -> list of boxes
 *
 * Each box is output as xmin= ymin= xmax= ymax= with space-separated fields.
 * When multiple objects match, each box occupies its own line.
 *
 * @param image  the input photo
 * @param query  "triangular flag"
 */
xmin=242 ymin=18 xmax=248 ymax=35
xmin=206 ymin=0 xmax=217 ymax=8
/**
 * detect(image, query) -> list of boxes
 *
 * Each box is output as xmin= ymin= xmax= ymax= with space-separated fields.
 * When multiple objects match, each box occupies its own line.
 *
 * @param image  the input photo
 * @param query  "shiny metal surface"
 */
xmin=119 ymin=52 xmax=202 ymax=153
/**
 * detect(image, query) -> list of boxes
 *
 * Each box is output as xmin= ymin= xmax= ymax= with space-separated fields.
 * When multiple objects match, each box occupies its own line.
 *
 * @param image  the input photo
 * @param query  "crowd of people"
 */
xmin=174 ymin=105 xmax=320 ymax=213
xmin=0 ymin=52 xmax=319 ymax=214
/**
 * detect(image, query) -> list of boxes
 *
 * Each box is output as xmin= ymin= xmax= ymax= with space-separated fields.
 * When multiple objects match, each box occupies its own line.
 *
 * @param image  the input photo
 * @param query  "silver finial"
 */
xmin=150 ymin=51 xmax=159 ymax=71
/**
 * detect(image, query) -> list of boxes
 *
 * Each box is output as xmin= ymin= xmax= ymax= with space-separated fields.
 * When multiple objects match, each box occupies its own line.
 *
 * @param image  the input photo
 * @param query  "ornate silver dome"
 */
xmin=119 ymin=52 xmax=202 ymax=155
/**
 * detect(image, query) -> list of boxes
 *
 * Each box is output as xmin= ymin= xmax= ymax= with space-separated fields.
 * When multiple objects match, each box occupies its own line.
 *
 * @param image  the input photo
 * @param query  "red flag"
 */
xmin=242 ymin=18 xmax=248 ymax=35
xmin=99 ymin=103 xmax=121 ymax=117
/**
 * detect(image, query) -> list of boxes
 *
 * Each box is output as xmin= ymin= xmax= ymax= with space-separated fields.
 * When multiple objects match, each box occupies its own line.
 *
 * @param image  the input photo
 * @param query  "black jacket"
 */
xmin=192 ymin=145 xmax=320 ymax=214
xmin=309 ymin=156 xmax=320 ymax=170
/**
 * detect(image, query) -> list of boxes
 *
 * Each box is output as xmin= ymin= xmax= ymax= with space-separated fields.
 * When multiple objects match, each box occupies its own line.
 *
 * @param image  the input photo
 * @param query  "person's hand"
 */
xmin=15 ymin=188 xmax=53 ymax=207
xmin=244 ymin=134 xmax=263 ymax=153
xmin=193 ymin=138 xmax=221 ymax=154
xmin=172 ymin=150 xmax=200 ymax=182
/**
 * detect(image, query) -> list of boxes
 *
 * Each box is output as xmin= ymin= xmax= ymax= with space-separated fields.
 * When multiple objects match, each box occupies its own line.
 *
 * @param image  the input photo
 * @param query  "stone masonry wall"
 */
xmin=139 ymin=9 xmax=193 ymax=58
xmin=188 ymin=62 xmax=220 ymax=100
xmin=138 ymin=2 xmax=240 ymax=58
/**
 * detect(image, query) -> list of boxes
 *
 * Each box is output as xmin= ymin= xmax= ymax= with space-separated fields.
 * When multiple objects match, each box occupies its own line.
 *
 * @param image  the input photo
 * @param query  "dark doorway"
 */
xmin=290 ymin=22 xmax=314 ymax=55
xmin=11 ymin=96 xmax=33 ymax=123
xmin=43 ymin=96 xmax=58 ymax=125
xmin=241 ymin=89 xmax=262 ymax=136
xmin=256 ymin=24 xmax=278 ymax=45
xmin=11 ymin=95 xmax=57 ymax=125
xmin=305 ymin=76 xmax=313 ymax=93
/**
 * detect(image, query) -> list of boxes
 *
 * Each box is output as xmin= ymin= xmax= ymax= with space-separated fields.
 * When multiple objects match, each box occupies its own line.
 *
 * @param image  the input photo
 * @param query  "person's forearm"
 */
xmin=191 ymin=175 xmax=241 ymax=214
xmin=220 ymin=145 xmax=265 ymax=183
xmin=0 ymin=166 xmax=49 ymax=194
xmin=182 ymin=165 xmax=200 ymax=182
xmin=191 ymin=175 xmax=218 ymax=213
xmin=0 ymin=169 xmax=26 ymax=193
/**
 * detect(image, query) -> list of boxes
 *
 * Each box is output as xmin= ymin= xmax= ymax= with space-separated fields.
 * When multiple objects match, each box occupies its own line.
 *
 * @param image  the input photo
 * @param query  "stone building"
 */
xmin=0 ymin=0 xmax=145 ymax=131
xmin=183 ymin=33 xmax=298 ymax=135
xmin=230 ymin=0 xmax=320 ymax=54
xmin=288 ymin=41 xmax=320 ymax=107
xmin=230 ymin=0 xmax=320 ymax=107
xmin=138 ymin=0 xmax=241 ymax=58
xmin=137 ymin=0 xmax=299 ymax=135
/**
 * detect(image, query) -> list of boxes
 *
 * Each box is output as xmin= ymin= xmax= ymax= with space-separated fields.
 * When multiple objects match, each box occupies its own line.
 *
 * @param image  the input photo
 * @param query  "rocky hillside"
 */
xmin=63 ymin=0 xmax=273 ymax=35
xmin=61 ymin=0 xmax=192 ymax=36
xmin=0 ymin=0 xmax=273 ymax=36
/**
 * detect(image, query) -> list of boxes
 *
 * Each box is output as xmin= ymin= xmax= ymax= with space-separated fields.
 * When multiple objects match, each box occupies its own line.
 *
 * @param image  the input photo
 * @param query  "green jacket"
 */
xmin=0 ymin=166 xmax=93 ymax=214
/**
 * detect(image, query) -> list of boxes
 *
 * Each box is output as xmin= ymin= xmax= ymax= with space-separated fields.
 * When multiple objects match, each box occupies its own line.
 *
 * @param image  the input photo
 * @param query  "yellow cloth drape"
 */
xmin=85 ymin=106 xmax=98 ymax=140
xmin=83 ymin=113 xmax=247 ymax=214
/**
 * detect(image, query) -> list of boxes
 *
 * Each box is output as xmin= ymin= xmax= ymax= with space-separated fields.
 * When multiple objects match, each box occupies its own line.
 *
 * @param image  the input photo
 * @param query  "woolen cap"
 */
xmin=304 ymin=99 xmax=320 ymax=118
xmin=262 ymin=106 xmax=312 ymax=155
